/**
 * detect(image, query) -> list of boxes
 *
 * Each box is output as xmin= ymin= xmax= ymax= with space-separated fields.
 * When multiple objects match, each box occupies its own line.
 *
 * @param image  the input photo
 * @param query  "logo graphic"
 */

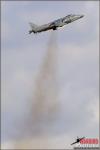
xmin=71 ymin=137 xmax=100 ymax=149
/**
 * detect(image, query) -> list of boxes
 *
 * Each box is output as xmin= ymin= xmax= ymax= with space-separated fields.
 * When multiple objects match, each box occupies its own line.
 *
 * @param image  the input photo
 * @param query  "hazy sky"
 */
xmin=1 ymin=1 xmax=99 ymax=149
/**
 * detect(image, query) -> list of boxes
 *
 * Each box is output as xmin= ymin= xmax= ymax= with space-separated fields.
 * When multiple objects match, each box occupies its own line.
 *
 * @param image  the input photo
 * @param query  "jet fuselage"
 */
xmin=29 ymin=14 xmax=84 ymax=34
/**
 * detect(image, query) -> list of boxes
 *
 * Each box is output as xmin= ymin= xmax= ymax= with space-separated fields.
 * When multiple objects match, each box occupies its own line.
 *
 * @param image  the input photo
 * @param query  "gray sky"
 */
xmin=1 ymin=1 xmax=99 ymax=149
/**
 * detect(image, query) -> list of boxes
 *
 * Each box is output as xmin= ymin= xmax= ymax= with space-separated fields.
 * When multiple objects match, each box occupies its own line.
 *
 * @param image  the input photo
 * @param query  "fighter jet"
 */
xmin=71 ymin=137 xmax=85 ymax=145
xmin=29 ymin=14 xmax=84 ymax=34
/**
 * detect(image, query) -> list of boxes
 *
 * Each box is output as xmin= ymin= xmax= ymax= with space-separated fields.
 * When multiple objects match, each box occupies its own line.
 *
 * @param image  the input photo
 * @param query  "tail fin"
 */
xmin=29 ymin=22 xmax=38 ymax=29
xmin=29 ymin=22 xmax=38 ymax=34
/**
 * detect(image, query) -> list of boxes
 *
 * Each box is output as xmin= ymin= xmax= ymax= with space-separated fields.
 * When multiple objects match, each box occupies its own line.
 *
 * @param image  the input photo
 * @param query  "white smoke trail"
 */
xmin=31 ymin=31 xmax=59 ymax=125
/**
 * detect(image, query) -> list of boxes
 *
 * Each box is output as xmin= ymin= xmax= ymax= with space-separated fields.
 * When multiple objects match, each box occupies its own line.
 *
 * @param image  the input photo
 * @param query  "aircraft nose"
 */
xmin=80 ymin=15 xmax=84 ymax=18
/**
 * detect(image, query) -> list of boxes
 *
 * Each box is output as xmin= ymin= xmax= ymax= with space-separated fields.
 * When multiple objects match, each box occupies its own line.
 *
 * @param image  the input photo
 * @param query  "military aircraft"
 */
xmin=71 ymin=137 xmax=85 ymax=145
xmin=29 ymin=14 xmax=84 ymax=34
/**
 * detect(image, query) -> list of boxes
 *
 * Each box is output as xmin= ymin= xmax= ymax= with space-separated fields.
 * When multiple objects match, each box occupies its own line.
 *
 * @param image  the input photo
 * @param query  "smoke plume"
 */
xmin=14 ymin=31 xmax=60 ymax=149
